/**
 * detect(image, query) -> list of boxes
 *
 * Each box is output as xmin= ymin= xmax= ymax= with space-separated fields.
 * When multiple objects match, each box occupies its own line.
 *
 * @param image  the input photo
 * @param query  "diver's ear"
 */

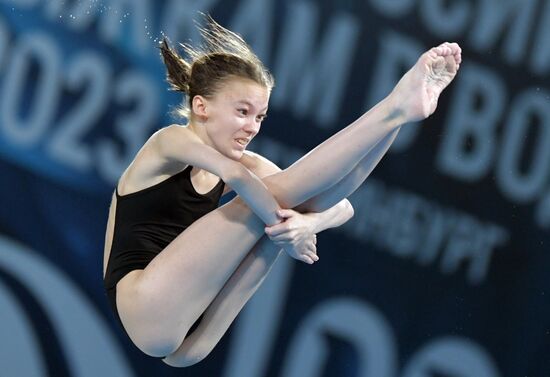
xmin=191 ymin=95 xmax=208 ymax=122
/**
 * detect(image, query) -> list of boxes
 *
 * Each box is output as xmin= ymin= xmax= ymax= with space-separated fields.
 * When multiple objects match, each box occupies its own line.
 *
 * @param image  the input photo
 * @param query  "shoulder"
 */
xmin=152 ymin=124 xmax=242 ymax=183
xmin=150 ymin=124 xmax=207 ymax=163
xmin=117 ymin=125 xmax=191 ymax=194
xmin=152 ymin=124 xmax=197 ymax=147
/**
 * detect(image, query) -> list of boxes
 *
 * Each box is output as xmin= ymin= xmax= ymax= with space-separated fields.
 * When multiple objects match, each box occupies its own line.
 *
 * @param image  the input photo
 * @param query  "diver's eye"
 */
xmin=257 ymin=114 xmax=267 ymax=122
xmin=238 ymin=108 xmax=248 ymax=116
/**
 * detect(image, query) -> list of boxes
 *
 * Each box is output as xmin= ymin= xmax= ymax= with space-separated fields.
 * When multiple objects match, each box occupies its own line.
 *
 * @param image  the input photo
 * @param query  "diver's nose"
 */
xmin=243 ymin=118 xmax=260 ymax=136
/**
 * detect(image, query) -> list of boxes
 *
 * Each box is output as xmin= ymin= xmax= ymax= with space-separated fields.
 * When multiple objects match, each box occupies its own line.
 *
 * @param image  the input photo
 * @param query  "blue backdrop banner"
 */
xmin=0 ymin=0 xmax=549 ymax=376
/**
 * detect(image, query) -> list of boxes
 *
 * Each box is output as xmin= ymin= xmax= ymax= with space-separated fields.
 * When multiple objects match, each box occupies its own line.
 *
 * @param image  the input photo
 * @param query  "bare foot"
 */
xmin=391 ymin=42 xmax=462 ymax=122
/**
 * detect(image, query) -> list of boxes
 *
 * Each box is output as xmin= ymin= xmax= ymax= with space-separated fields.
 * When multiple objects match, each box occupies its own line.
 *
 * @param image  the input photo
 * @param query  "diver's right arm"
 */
xmin=152 ymin=125 xmax=281 ymax=226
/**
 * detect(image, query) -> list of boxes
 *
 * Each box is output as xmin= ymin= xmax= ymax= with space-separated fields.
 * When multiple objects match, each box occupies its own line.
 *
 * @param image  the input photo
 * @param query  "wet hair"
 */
xmin=159 ymin=15 xmax=274 ymax=120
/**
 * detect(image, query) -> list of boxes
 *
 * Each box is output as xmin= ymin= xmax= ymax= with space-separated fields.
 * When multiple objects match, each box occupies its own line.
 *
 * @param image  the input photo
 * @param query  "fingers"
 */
xmin=269 ymin=232 xmax=293 ymax=242
xmin=265 ymin=209 xmax=297 ymax=236
xmin=276 ymin=209 xmax=295 ymax=219
xmin=309 ymin=252 xmax=319 ymax=262
xmin=265 ymin=222 xmax=290 ymax=237
xmin=304 ymin=243 xmax=319 ymax=264
xmin=301 ymin=252 xmax=319 ymax=264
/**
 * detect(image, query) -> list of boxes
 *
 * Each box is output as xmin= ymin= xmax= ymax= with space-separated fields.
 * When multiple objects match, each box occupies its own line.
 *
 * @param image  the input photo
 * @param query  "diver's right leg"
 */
xmin=262 ymin=42 xmax=461 ymax=210
xmin=295 ymin=126 xmax=401 ymax=212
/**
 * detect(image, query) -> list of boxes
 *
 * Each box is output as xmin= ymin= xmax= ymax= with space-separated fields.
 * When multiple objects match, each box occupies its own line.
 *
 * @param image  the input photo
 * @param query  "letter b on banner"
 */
xmin=437 ymin=63 xmax=506 ymax=181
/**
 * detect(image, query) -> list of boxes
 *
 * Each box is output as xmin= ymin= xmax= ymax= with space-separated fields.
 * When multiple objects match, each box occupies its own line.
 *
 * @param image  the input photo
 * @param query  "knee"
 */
xmin=134 ymin=335 xmax=182 ymax=358
xmin=162 ymin=345 xmax=213 ymax=368
xmin=118 ymin=288 xmax=182 ymax=358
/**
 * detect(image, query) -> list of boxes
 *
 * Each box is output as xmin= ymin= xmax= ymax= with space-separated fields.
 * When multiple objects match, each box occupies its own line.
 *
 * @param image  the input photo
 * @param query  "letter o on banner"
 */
xmin=281 ymin=297 xmax=397 ymax=377
xmin=0 ymin=235 xmax=134 ymax=377
xmin=402 ymin=336 xmax=501 ymax=377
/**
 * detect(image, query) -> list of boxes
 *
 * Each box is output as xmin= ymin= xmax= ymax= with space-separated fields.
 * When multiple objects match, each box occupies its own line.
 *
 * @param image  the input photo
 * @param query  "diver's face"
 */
xmin=202 ymin=77 xmax=269 ymax=160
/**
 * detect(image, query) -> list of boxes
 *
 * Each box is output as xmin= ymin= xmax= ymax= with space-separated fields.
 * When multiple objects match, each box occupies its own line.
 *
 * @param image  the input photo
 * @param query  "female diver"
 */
xmin=103 ymin=17 xmax=462 ymax=367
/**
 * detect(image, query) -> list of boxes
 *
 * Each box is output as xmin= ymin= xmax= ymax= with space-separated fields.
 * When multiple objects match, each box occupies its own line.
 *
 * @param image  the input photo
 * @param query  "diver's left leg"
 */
xmin=163 ymin=235 xmax=281 ymax=367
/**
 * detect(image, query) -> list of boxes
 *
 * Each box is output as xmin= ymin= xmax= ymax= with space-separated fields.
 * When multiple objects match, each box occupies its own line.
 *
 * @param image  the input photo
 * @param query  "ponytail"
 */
xmin=159 ymin=38 xmax=191 ymax=93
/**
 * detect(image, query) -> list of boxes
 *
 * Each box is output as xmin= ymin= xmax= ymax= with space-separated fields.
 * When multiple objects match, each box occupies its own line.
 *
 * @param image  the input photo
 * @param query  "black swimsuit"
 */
xmin=103 ymin=165 xmax=225 ymax=326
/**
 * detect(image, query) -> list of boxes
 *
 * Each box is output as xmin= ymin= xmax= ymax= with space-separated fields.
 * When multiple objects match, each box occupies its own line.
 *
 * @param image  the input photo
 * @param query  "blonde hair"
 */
xmin=159 ymin=15 xmax=274 ymax=120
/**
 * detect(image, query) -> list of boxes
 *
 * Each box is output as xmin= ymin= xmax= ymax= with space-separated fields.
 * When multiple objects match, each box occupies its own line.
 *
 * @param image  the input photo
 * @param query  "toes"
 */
xmin=434 ymin=44 xmax=449 ymax=56
xmin=443 ymin=42 xmax=460 ymax=52
xmin=432 ymin=42 xmax=462 ymax=67
xmin=434 ymin=42 xmax=462 ymax=56
xmin=441 ymin=44 xmax=453 ymax=55
xmin=431 ymin=46 xmax=450 ymax=57
xmin=448 ymin=42 xmax=462 ymax=57
xmin=423 ymin=42 xmax=462 ymax=73
xmin=455 ymin=52 xmax=462 ymax=64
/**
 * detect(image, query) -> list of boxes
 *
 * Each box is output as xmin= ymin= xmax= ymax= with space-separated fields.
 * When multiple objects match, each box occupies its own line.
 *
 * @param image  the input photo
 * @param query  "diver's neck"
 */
xmin=187 ymin=121 xmax=214 ymax=149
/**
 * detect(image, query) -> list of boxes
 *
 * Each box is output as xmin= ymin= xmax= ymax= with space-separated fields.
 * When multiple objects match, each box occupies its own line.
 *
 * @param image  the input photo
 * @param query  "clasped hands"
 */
xmin=264 ymin=209 xmax=319 ymax=264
